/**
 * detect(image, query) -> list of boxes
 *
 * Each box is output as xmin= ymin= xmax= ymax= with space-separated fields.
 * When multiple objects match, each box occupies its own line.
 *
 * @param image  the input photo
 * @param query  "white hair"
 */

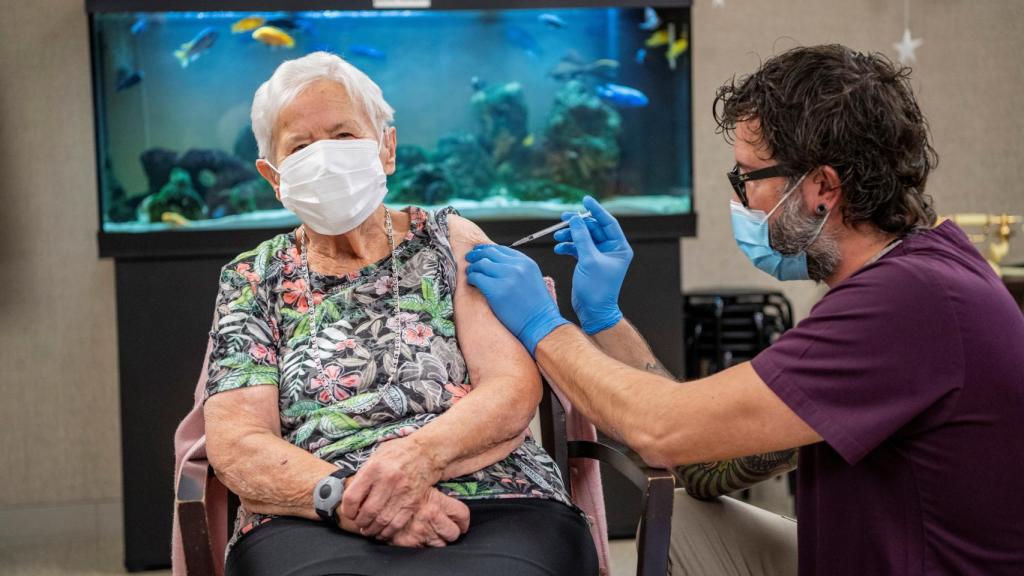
xmin=251 ymin=51 xmax=395 ymax=161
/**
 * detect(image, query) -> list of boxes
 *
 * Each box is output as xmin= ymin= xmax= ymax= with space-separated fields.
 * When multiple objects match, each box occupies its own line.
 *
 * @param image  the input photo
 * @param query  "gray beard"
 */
xmin=769 ymin=192 xmax=840 ymax=283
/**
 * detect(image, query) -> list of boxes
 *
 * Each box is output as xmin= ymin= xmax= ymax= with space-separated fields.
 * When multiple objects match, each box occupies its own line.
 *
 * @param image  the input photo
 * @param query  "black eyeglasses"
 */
xmin=727 ymin=164 xmax=792 ymax=207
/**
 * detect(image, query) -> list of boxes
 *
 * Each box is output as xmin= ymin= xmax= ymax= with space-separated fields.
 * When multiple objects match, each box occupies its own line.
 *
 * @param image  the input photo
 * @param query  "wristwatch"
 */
xmin=313 ymin=468 xmax=356 ymax=524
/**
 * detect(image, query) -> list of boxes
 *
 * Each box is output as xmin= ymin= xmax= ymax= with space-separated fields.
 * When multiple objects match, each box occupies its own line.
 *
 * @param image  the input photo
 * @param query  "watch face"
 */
xmin=319 ymin=483 xmax=333 ymax=499
xmin=315 ymin=475 xmax=344 ymax=522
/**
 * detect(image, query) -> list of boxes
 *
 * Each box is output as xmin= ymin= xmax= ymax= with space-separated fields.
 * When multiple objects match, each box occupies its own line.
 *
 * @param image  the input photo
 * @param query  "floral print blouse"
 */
xmin=204 ymin=206 xmax=573 ymax=546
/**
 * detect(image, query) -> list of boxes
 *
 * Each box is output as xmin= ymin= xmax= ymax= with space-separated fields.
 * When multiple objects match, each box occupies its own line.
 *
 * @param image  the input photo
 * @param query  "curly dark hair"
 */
xmin=713 ymin=45 xmax=938 ymax=236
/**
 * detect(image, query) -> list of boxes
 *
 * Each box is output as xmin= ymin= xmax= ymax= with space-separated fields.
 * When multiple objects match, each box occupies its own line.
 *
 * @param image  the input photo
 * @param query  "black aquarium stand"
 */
xmin=110 ymin=213 xmax=692 ymax=570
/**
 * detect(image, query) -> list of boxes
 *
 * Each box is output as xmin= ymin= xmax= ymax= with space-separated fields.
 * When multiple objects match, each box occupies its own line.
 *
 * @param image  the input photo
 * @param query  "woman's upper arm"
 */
xmin=205 ymin=385 xmax=282 ymax=468
xmin=446 ymin=215 xmax=541 ymax=398
xmin=204 ymin=262 xmax=283 ymax=456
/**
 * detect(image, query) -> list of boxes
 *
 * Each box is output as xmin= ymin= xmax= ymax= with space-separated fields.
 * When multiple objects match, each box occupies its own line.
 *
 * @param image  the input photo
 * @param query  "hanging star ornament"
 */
xmin=893 ymin=28 xmax=923 ymax=64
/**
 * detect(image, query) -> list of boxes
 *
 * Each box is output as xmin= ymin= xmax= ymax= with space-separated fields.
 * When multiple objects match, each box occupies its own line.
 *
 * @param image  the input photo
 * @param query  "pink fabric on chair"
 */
xmin=548 ymin=376 xmax=612 ymax=576
xmin=172 ymin=338 xmax=226 ymax=576
xmin=543 ymin=277 xmax=611 ymax=576
xmin=171 ymin=281 xmax=610 ymax=575
xmin=540 ymin=368 xmax=610 ymax=569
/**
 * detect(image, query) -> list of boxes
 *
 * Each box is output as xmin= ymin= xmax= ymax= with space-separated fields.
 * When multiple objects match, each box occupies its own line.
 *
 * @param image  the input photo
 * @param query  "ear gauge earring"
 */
xmin=816 ymin=204 xmax=828 ymax=215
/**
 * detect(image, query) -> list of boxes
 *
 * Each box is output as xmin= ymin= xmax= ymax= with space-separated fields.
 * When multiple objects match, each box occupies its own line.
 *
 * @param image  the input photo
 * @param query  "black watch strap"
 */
xmin=313 ymin=468 xmax=356 ymax=523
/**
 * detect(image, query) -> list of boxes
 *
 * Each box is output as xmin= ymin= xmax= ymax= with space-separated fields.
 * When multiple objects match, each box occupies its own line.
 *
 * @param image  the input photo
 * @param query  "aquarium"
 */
xmin=89 ymin=0 xmax=693 ymax=244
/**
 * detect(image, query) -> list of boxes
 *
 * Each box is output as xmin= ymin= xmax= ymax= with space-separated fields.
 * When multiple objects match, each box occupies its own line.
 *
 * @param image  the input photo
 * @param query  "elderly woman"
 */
xmin=203 ymin=52 xmax=597 ymax=576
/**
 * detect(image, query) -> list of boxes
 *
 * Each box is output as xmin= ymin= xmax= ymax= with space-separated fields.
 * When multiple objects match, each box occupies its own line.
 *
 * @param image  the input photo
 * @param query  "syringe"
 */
xmin=510 ymin=211 xmax=593 ymax=247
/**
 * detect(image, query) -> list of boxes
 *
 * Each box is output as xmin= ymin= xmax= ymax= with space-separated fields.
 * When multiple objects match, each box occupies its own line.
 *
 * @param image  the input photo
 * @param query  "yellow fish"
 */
xmin=667 ymin=37 xmax=689 ymax=63
xmin=161 ymin=212 xmax=192 ymax=227
xmin=252 ymin=26 xmax=295 ymax=49
xmin=231 ymin=16 xmax=265 ymax=34
xmin=522 ymin=134 xmax=535 ymax=147
xmin=645 ymin=29 xmax=669 ymax=48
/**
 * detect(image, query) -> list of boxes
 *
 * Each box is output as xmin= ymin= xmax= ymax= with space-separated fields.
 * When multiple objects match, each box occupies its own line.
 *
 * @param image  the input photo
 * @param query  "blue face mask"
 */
xmin=729 ymin=173 xmax=829 ymax=281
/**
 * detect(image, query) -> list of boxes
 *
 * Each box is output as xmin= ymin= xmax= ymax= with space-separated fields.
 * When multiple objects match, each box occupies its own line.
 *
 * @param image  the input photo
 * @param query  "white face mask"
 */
xmin=267 ymin=138 xmax=388 ymax=236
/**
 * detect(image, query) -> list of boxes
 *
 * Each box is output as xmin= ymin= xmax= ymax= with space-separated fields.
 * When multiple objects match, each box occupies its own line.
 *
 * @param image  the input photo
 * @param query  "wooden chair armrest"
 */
xmin=568 ymin=440 xmax=674 ymax=490
xmin=176 ymin=458 xmax=211 ymax=503
xmin=175 ymin=458 xmax=224 ymax=576
xmin=569 ymin=440 xmax=675 ymax=576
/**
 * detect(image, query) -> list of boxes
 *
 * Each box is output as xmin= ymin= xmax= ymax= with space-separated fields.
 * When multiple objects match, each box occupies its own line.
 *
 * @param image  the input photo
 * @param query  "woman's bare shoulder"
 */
xmin=445 ymin=214 xmax=491 ymax=250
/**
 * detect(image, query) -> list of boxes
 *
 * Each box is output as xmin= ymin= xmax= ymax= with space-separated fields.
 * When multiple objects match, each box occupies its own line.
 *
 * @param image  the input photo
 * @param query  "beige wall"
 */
xmin=0 ymin=0 xmax=121 ymax=506
xmin=0 ymin=0 xmax=1021 ymax=509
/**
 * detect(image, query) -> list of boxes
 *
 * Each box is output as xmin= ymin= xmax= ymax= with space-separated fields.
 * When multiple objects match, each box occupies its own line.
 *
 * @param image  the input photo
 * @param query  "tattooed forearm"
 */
xmin=587 ymin=318 xmax=795 ymax=493
xmin=674 ymin=449 xmax=798 ymax=500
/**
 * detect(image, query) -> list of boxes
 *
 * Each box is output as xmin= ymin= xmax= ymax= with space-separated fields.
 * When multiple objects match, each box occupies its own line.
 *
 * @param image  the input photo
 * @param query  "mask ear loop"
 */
xmin=766 ymin=171 xmax=810 ymax=219
xmin=772 ymin=169 xmax=833 ymax=250
xmin=263 ymin=160 xmax=282 ymax=189
xmin=378 ymin=126 xmax=394 ymax=156
xmin=805 ymin=206 xmax=832 ymax=248
xmin=799 ymin=169 xmax=832 ymax=247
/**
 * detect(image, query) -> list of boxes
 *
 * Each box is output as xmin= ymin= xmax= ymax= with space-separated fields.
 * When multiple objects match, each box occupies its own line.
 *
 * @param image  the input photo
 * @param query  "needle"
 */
xmin=511 ymin=211 xmax=592 ymax=247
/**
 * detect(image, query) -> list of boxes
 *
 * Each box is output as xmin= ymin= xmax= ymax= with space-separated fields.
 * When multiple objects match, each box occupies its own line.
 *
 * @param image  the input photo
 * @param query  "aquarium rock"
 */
xmin=179 ymin=148 xmax=260 ymax=200
xmin=208 ymin=177 xmax=278 ymax=218
xmin=508 ymin=179 xmax=588 ymax=203
xmin=140 ymin=148 xmax=181 ymax=195
xmin=395 ymin=144 xmax=429 ymax=168
xmin=471 ymin=82 xmax=530 ymax=173
xmin=541 ymin=80 xmax=621 ymax=197
xmin=144 ymin=166 xmax=206 ymax=222
xmin=434 ymin=134 xmax=495 ymax=201
xmin=389 ymin=163 xmax=454 ymax=205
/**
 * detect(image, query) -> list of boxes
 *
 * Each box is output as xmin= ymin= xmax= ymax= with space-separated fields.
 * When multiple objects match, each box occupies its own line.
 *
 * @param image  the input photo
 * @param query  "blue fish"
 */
xmin=538 ymin=13 xmax=567 ymax=29
xmin=635 ymin=48 xmax=647 ymax=64
xmin=639 ymin=7 xmax=660 ymax=31
xmin=115 ymin=66 xmax=144 ymax=91
xmin=174 ymin=27 xmax=218 ymax=68
xmin=346 ymin=44 xmax=387 ymax=61
xmin=470 ymin=76 xmax=488 ymax=92
xmin=596 ymin=83 xmax=649 ymax=108
xmin=505 ymin=25 xmax=541 ymax=58
xmin=130 ymin=15 xmax=148 ymax=35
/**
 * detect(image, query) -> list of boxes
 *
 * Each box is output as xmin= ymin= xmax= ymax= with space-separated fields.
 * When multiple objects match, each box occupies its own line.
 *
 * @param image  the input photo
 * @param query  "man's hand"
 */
xmin=385 ymin=488 xmax=470 ymax=548
xmin=464 ymin=244 xmax=568 ymax=355
xmin=340 ymin=436 xmax=443 ymax=539
xmin=553 ymin=195 xmax=632 ymax=335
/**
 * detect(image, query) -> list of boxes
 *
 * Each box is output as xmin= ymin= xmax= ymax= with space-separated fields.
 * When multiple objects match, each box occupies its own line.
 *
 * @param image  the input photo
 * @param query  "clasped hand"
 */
xmin=340 ymin=436 xmax=468 ymax=547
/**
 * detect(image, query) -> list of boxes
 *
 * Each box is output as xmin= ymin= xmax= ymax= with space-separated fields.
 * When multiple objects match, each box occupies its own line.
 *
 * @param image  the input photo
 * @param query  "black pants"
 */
xmin=226 ymin=498 xmax=599 ymax=576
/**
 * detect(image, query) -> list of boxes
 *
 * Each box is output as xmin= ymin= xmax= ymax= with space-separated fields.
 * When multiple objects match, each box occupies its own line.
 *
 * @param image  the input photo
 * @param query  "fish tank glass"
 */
xmin=89 ymin=0 xmax=693 ymax=251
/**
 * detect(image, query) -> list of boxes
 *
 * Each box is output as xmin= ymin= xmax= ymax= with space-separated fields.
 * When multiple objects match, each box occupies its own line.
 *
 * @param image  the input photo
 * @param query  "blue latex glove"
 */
xmin=465 ymin=244 xmax=569 ymax=356
xmin=553 ymin=196 xmax=633 ymax=334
